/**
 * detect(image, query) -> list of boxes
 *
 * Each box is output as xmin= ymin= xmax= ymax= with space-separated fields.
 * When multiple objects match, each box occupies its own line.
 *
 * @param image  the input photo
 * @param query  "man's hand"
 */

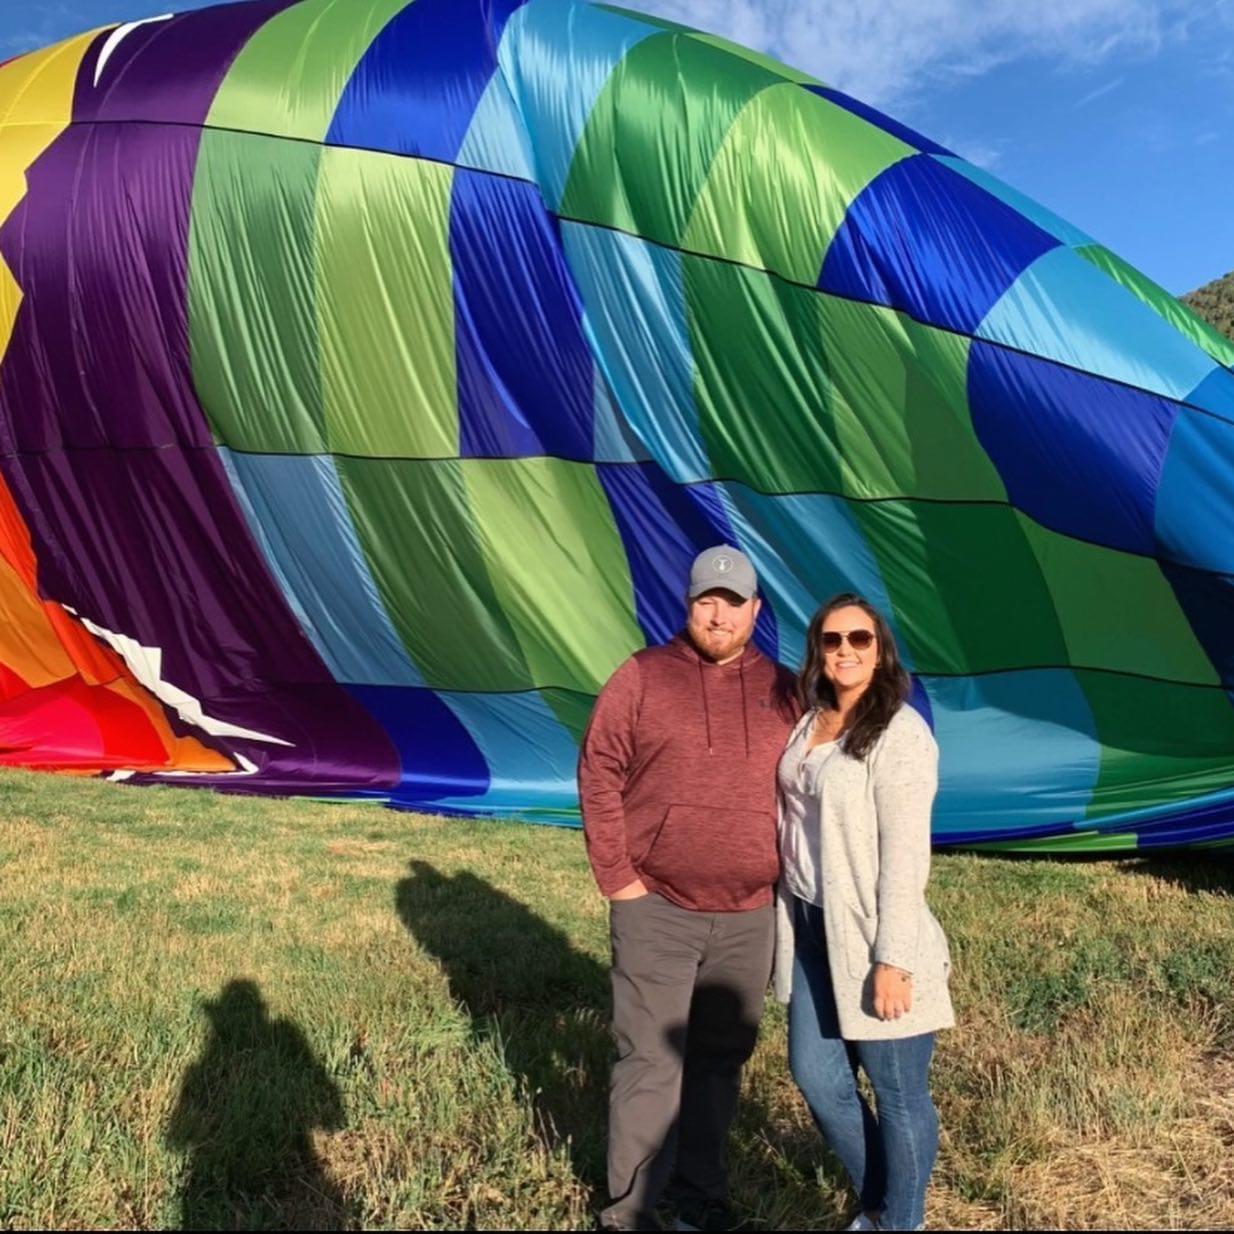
xmin=609 ymin=879 xmax=649 ymax=901
xmin=872 ymin=962 xmax=913 ymax=1021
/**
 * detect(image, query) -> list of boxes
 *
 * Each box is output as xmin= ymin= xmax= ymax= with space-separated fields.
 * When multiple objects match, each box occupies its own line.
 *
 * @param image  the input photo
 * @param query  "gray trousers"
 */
xmin=602 ymin=893 xmax=775 ymax=1228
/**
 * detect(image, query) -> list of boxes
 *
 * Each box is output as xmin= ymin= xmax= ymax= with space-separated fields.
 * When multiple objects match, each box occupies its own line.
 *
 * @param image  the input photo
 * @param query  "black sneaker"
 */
xmin=672 ymin=1202 xmax=750 ymax=1232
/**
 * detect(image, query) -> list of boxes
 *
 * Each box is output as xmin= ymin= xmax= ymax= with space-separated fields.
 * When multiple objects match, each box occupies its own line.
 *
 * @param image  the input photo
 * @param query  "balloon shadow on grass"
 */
xmin=166 ymin=979 xmax=351 ymax=1231
xmin=965 ymin=846 xmax=1234 ymax=897
xmin=1117 ymin=851 xmax=1234 ymax=897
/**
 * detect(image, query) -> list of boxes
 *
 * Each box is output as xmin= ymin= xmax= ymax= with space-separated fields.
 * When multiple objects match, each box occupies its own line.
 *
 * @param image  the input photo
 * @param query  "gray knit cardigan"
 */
xmin=773 ymin=703 xmax=955 ymax=1041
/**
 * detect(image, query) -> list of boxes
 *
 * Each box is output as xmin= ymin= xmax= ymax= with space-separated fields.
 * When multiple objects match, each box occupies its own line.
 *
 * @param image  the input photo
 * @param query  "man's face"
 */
xmin=686 ymin=589 xmax=761 ymax=664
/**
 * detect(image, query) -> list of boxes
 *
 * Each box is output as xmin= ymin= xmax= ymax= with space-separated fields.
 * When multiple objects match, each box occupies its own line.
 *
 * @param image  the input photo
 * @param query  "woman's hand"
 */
xmin=872 ymin=962 xmax=913 ymax=1020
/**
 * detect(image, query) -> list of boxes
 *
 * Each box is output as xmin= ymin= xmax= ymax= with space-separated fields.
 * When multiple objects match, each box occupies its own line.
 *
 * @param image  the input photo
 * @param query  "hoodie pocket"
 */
xmin=638 ymin=804 xmax=778 ymax=910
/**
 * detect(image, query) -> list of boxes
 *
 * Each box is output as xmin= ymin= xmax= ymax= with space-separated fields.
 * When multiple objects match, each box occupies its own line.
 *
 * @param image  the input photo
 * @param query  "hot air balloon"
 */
xmin=1 ymin=0 xmax=1233 ymax=851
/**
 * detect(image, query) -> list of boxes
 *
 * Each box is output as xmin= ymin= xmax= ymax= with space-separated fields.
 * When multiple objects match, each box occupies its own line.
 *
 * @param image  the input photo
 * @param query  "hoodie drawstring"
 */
xmin=739 ymin=657 xmax=750 ymax=758
xmin=697 ymin=651 xmax=752 ymax=758
xmin=698 ymin=658 xmax=713 ymax=754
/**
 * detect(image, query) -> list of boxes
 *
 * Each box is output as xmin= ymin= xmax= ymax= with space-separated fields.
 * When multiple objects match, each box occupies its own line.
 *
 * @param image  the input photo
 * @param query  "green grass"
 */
xmin=1 ymin=769 xmax=1232 ymax=1229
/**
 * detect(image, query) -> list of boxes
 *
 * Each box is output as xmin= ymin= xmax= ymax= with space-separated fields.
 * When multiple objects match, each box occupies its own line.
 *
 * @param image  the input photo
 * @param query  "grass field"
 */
xmin=1 ymin=768 xmax=1232 ymax=1230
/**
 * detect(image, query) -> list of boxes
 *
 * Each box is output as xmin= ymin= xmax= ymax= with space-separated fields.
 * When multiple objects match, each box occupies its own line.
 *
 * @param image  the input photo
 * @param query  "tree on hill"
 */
xmin=1182 ymin=270 xmax=1234 ymax=344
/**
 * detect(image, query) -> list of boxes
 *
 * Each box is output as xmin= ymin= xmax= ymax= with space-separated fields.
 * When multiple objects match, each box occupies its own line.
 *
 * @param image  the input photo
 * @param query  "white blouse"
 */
xmin=777 ymin=710 xmax=838 ymax=907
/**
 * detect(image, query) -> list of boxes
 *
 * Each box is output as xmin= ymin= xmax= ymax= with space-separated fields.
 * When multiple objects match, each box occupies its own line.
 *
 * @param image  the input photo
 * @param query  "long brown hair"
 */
xmin=798 ymin=593 xmax=910 ymax=762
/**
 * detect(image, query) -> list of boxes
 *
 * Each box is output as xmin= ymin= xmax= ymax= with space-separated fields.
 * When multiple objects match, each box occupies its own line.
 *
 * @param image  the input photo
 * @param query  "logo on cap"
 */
xmin=712 ymin=554 xmax=733 ymax=574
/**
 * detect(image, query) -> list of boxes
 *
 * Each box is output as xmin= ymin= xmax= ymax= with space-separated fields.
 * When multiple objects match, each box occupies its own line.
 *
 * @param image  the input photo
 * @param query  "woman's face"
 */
xmin=821 ymin=605 xmax=879 ymax=696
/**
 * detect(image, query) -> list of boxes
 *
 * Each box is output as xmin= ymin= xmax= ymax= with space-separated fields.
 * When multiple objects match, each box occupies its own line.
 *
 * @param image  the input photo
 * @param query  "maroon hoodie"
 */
xmin=578 ymin=634 xmax=800 ymax=912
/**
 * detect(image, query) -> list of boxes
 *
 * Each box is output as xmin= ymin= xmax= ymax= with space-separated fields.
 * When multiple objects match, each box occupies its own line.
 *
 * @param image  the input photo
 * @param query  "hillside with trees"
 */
xmin=1183 ymin=270 xmax=1234 ymax=343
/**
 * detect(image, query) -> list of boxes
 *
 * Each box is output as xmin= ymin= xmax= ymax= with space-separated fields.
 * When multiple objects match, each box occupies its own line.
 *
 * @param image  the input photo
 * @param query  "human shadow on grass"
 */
xmin=395 ymin=860 xmax=613 ymax=1187
xmin=394 ymin=861 xmax=846 ymax=1226
xmin=166 ymin=979 xmax=352 ymax=1231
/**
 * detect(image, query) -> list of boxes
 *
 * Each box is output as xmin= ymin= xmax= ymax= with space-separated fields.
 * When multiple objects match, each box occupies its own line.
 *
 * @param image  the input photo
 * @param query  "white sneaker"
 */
xmin=844 ymin=1217 xmax=878 ymax=1232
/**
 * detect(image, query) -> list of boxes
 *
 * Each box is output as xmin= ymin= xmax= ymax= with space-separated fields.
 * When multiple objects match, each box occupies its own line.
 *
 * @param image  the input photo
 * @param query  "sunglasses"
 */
xmin=821 ymin=629 xmax=876 ymax=652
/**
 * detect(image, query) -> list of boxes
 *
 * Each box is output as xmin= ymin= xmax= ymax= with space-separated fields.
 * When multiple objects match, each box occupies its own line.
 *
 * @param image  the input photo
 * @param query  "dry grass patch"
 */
xmin=1006 ymin=1067 xmax=1234 ymax=1230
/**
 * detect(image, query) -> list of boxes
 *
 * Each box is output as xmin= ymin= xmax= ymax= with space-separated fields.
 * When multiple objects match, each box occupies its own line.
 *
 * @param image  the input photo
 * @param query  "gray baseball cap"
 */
xmin=688 ymin=545 xmax=758 ymax=600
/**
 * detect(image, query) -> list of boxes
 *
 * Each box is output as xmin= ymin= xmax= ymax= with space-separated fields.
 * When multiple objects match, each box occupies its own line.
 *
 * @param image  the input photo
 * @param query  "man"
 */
xmin=579 ymin=546 xmax=799 ymax=1232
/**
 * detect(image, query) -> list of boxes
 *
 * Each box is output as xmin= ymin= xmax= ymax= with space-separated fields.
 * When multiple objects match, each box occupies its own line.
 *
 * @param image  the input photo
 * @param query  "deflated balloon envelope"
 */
xmin=1 ymin=0 xmax=1233 ymax=852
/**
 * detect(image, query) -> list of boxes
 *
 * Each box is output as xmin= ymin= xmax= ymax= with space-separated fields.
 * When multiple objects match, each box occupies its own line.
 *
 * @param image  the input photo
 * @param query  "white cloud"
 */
xmin=1074 ymin=75 xmax=1126 ymax=108
xmin=941 ymin=137 xmax=1006 ymax=170
xmin=628 ymin=0 xmax=1194 ymax=107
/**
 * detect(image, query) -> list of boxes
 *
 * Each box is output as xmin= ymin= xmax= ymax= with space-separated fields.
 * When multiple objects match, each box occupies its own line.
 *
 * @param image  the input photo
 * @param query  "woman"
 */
xmin=774 ymin=594 xmax=953 ymax=1232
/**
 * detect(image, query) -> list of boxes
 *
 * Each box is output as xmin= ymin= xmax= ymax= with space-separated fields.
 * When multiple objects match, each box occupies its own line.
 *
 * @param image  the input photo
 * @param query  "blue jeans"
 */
xmin=788 ymin=897 xmax=938 ymax=1231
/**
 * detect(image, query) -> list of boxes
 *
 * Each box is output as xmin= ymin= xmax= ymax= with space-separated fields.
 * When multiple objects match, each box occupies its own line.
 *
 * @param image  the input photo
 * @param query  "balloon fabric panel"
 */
xmin=1074 ymin=243 xmax=1234 ymax=370
xmin=190 ymin=129 xmax=329 ymax=454
xmin=450 ymin=169 xmax=596 ymax=461
xmin=0 ymin=0 xmax=1232 ymax=849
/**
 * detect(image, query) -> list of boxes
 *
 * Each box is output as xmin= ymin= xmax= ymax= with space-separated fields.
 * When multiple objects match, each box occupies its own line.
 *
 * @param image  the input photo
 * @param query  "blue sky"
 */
xmin=3 ymin=0 xmax=1230 ymax=293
